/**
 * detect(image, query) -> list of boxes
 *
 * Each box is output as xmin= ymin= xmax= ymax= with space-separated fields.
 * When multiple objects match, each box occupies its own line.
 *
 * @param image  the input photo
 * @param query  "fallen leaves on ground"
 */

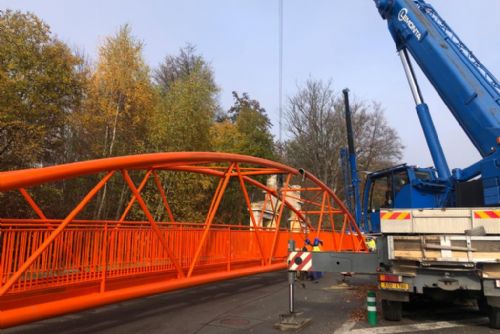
xmin=349 ymin=283 xmax=379 ymax=321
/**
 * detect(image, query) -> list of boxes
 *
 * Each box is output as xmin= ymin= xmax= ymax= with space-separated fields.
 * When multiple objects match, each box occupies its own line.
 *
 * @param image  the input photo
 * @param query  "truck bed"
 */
xmin=381 ymin=208 xmax=500 ymax=264
xmin=387 ymin=235 xmax=500 ymax=263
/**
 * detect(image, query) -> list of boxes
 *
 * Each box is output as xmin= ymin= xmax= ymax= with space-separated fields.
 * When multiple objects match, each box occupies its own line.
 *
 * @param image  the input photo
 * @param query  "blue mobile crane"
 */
xmin=355 ymin=0 xmax=500 ymax=233
xmin=345 ymin=0 xmax=500 ymax=325
xmin=286 ymin=0 xmax=500 ymax=328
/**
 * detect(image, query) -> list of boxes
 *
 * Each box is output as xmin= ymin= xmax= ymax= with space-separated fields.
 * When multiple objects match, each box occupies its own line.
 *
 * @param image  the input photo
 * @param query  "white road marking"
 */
xmin=345 ymin=317 xmax=487 ymax=334
xmin=333 ymin=320 xmax=356 ymax=334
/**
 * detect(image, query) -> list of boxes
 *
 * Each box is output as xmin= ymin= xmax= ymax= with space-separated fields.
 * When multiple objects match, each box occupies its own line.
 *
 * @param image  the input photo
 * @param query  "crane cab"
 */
xmin=362 ymin=164 xmax=448 ymax=232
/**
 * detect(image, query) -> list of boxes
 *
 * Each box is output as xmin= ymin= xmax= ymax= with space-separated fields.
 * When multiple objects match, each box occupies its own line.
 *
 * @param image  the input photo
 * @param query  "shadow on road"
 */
xmin=5 ymin=273 xmax=288 ymax=334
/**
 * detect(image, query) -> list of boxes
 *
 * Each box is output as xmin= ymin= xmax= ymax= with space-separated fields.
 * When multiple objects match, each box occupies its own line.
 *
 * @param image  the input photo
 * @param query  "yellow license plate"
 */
xmin=380 ymin=282 xmax=409 ymax=291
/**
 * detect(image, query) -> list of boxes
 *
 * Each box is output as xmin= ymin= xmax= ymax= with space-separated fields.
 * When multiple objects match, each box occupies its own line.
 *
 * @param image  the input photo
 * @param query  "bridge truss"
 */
xmin=0 ymin=152 xmax=366 ymax=328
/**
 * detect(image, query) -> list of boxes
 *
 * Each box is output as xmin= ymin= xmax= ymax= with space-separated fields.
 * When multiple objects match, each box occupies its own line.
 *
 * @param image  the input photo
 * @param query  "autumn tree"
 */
xmin=229 ymin=91 xmax=275 ymax=160
xmin=212 ymin=92 xmax=275 ymax=159
xmin=0 ymin=10 xmax=86 ymax=170
xmin=285 ymin=79 xmax=403 ymax=191
xmin=71 ymin=24 xmax=155 ymax=160
xmin=145 ymin=46 xmax=220 ymax=222
xmin=155 ymin=44 xmax=216 ymax=95
xmin=68 ymin=25 xmax=156 ymax=219
xmin=150 ymin=45 xmax=219 ymax=152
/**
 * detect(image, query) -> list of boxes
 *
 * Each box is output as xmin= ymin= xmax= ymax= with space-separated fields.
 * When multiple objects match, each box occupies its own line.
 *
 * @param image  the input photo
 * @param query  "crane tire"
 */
xmin=489 ymin=307 xmax=500 ymax=329
xmin=382 ymin=299 xmax=402 ymax=321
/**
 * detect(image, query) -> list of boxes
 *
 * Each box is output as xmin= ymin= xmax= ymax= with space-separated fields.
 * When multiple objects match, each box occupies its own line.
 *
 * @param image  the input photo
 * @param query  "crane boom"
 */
xmin=375 ymin=0 xmax=500 ymax=204
xmin=376 ymin=0 xmax=500 ymax=157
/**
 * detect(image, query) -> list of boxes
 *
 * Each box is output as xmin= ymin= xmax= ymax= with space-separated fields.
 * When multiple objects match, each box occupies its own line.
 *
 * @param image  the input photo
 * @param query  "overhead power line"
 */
xmin=278 ymin=0 xmax=283 ymax=145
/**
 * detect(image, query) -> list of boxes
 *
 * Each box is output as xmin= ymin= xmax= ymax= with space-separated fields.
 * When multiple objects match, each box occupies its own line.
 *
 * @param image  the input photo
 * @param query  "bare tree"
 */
xmin=284 ymin=79 xmax=404 ymax=192
xmin=154 ymin=44 xmax=216 ymax=94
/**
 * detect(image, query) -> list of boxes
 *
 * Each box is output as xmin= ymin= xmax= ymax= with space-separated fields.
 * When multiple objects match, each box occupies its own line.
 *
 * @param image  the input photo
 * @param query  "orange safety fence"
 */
xmin=0 ymin=152 xmax=367 ymax=328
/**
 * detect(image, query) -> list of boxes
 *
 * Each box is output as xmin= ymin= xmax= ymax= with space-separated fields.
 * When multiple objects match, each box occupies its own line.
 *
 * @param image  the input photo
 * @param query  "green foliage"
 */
xmin=150 ymin=45 xmax=219 ymax=152
xmin=151 ymin=72 xmax=218 ymax=152
xmin=211 ymin=120 xmax=244 ymax=154
xmin=155 ymin=44 xmax=216 ymax=95
xmin=147 ymin=172 xmax=214 ymax=222
xmin=212 ymin=92 xmax=275 ymax=160
xmin=0 ymin=10 xmax=86 ymax=169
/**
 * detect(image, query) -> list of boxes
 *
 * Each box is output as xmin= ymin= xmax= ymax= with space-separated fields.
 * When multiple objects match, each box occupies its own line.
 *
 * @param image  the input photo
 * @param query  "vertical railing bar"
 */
xmin=53 ymin=232 xmax=60 ymax=286
xmin=227 ymin=226 xmax=231 ymax=271
xmin=325 ymin=196 xmax=338 ymax=250
xmin=18 ymin=232 xmax=25 ymax=291
xmin=349 ymin=222 xmax=357 ymax=251
xmin=0 ymin=227 xmax=7 ymax=285
xmin=338 ymin=215 xmax=348 ymax=251
xmin=100 ymin=221 xmax=108 ymax=293
xmin=315 ymin=192 xmax=327 ymax=239
xmin=11 ymin=232 xmax=20 ymax=290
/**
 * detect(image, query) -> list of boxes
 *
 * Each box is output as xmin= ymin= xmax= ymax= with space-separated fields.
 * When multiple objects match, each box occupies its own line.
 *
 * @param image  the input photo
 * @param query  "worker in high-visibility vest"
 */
xmin=366 ymin=236 xmax=376 ymax=252
xmin=310 ymin=237 xmax=323 ymax=282
xmin=303 ymin=238 xmax=312 ymax=251
xmin=312 ymin=237 xmax=323 ymax=252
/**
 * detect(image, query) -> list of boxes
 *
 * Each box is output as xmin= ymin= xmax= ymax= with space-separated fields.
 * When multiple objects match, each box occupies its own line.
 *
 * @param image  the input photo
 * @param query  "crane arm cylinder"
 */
xmin=398 ymin=49 xmax=451 ymax=180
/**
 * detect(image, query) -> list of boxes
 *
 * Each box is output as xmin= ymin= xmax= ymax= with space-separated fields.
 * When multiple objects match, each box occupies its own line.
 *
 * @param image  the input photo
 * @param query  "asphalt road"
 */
xmin=4 ymin=272 xmax=497 ymax=334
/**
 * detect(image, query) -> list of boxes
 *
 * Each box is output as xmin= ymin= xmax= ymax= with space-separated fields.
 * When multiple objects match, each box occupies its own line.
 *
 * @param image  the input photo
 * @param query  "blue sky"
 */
xmin=2 ymin=0 xmax=499 ymax=170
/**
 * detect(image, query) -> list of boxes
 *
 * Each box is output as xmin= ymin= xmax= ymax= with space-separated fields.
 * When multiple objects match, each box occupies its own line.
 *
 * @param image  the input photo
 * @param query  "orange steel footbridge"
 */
xmin=0 ymin=152 xmax=367 ymax=328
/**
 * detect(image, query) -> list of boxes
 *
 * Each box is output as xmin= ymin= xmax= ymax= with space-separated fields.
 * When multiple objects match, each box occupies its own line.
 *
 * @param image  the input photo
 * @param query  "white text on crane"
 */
xmin=398 ymin=8 xmax=422 ymax=41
